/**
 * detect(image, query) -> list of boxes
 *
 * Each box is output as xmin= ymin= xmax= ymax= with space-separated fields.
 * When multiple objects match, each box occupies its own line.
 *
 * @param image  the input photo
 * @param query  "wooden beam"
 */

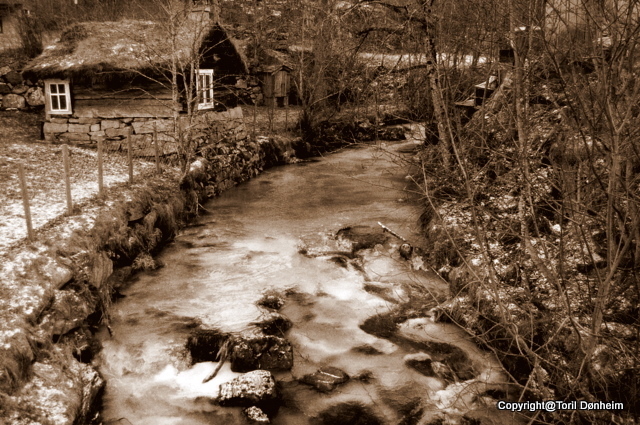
xmin=74 ymin=99 xmax=182 ymax=118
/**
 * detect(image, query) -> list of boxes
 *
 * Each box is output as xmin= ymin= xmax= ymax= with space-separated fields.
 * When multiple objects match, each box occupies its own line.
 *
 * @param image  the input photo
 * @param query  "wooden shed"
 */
xmin=474 ymin=75 xmax=498 ymax=106
xmin=252 ymin=48 xmax=293 ymax=107
xmin=22 ymin=12 xmax=248 ymax=143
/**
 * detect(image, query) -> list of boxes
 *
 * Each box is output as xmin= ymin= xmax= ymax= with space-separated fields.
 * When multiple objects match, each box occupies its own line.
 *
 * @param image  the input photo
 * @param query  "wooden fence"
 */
xmin=17 ymin=128 xmax=163 ymax=242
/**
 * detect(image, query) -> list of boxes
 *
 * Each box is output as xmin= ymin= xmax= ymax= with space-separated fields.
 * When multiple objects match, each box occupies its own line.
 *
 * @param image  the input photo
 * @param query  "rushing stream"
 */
xmin=96 ymin=140 xmax=514 ymax=425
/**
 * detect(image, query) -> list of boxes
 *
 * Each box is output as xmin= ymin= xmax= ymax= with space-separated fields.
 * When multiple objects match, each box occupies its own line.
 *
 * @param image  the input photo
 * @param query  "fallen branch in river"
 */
xmin=202 ymin=340 xmax=231 ymax=383
xmin=377 ymin=221 xmax=408 ymax=242
xmin=378 ymin=222 xmax=415 ymax=259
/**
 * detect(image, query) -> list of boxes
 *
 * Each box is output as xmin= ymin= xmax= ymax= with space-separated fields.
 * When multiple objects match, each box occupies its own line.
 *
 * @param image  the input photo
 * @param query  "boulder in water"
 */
xmin=359 ymin=313 xmax=398 ymax=339
xmin=351 ymin=344 xmax=384 ymax=355
xmin=313 ymin=401 xmax=383 ymax=425
xmin=186 ymin=328 xmax=228 ymax=363
xmin=300 ymin=366 xmax=349 ymax=392
xmin=404 ymin=353 xmax=436 ymax=377
xmin=251 ymin=312 xmax=292 ymax=336
xmin=243 ymin=406 xmax=270 ymax=423
xmin=336 ymin=225 xmax=389 ymax=252
xmin=218 ymin=370 xmax=279 ymax=407
xmin=256 ymin=291 xmax=285 ymax=310
xmin=229 ymin=330 xmax=293 ymax=372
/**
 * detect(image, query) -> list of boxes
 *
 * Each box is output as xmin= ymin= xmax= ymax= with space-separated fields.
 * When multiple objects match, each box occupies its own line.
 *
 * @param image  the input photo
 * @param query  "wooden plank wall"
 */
xmin=73 ymin=86 xmax=181 ymax=118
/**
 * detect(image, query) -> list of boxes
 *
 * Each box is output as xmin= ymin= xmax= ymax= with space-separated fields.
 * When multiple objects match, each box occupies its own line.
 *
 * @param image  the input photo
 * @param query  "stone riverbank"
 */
xmin=0 ymin=106 xmax=308 ymax=425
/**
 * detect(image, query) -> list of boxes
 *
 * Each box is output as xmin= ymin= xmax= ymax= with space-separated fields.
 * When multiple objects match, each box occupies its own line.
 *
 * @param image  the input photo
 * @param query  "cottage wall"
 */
xmin=71 ymin=86 xmax=181 ymax=119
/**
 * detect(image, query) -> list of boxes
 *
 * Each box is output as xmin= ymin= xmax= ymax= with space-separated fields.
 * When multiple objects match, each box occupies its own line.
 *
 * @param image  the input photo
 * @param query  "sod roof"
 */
xmin=22 ymin=18 xmax=248 ymax=83
xmin=251 ymin=48 xmax=294 ymax=74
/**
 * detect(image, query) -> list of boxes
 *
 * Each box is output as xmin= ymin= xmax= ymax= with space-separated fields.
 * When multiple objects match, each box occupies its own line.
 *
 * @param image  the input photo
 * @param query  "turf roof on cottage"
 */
xmin=22 ymin=19 xmax=249 ymax=83
xmin=250 ymin=47 xmax=294 ymax=74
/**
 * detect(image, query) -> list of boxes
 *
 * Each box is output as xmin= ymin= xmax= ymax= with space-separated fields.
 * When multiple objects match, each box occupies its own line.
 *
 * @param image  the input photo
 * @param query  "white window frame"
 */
xmin=45 ymin=80 xmax=72 ymax=114
xmin=196 ymin=69 xmax=214 ymax=110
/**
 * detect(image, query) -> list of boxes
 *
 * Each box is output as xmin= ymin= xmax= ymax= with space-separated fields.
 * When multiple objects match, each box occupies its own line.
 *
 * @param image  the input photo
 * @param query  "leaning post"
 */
xmin=18 ymin=163 xmax=34 ymax=240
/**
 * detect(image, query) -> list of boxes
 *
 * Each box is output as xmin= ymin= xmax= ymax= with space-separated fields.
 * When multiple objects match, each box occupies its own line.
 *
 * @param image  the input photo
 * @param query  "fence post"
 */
xmin=62 ymin=144 xmax=73 ymax=215
xmin=127 ymin=127 xmax=133 ymax=184
xmin=154 ymin=122 xmax=160 ymax=175
xmin=97 ymin=138 xmax=104 ymax=196
xmin=253 ymin=100 xmax=257 ymax=141
xmin=18 ymin=163 xmax=34 ymax=241
xmin=285 ymin=96 xmax=289 ymax=131
xmin=269 ymin=98 xmax=275 ymax=133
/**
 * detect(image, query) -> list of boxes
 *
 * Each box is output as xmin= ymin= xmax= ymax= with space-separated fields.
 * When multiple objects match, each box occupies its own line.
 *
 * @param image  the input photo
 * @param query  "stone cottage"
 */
xmin=21 ymin=7 xmax=249 ymax=154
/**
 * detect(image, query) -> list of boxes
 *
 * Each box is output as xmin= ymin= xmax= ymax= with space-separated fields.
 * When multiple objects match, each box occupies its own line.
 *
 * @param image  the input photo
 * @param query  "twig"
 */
xmin=202 ymin=340 xmax=230 ymax=383
xmin=377 ymin=221 xmax=408 ymax=242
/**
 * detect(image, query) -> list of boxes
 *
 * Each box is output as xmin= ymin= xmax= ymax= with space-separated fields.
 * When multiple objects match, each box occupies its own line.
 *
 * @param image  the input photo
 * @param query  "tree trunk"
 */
xmin=419 ymin=0 xmax=452 ymax=169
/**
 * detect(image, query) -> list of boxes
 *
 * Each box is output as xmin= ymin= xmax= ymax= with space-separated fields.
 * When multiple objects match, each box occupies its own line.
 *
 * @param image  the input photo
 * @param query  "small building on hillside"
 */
xmin=22 ymin=10 xmax=248 ymax=147
xmin=0 ymin=0 xmax=27 ymax=51
xmin=474 ymin=75 xmax=498 ymax=106
xmin=251 ymin=48 xmax=293 ymax=107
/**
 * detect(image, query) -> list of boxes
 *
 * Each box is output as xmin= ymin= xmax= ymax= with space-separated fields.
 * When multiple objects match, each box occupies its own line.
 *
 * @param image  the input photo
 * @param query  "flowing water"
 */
xmin=96 ymin=140 xmax=512 ymax=425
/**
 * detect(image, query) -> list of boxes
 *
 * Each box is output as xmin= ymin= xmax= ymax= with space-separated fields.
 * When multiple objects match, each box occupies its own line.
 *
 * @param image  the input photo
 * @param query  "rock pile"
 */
xmin=0 ymin=65 xmax=44 ymax=110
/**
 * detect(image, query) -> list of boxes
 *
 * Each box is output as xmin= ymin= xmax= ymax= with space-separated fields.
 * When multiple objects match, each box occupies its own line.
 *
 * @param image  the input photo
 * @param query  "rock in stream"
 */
xmin=230 ymin=330 xmax=293 ymax=372
xmin=300 ymin=366 xmax=350 ymax=392
xmin=218 ymin=370 xmax=279 ymax=407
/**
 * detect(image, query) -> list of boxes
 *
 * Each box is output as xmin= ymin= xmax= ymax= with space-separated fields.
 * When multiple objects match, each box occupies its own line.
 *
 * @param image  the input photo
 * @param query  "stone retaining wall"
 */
xmin=0 ymin=64 xmax=44 ymax=110
xmin=0 ymin=106 xmax=305 ymax=425
xmin=43 ymin=107 xmax=247 ymax=159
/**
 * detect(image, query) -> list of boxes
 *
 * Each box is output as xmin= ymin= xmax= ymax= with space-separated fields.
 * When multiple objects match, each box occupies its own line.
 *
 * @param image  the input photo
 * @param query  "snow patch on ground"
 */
xmin=0 ymin=142 xmax=157 ymax=257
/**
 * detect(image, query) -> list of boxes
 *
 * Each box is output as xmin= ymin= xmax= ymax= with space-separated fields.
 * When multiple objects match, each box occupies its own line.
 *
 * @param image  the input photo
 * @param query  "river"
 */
xmin=96 ymin=140 xmax=513 ymax=425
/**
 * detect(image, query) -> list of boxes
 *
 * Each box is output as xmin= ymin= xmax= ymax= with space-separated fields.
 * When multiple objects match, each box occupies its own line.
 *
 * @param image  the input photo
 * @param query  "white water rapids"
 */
xmin=96 ymin=140 xmax=516 ymax=425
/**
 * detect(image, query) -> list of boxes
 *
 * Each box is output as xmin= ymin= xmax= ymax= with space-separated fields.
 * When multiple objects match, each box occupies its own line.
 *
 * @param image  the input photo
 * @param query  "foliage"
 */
xmin=292 ymin=0 xmax=371 ymax=142
xmin=415 ymin=1 xmax=640 ymax=421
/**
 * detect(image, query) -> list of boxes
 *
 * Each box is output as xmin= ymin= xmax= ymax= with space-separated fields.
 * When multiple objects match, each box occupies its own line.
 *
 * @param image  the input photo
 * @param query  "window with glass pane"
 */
xmin=197 ymin=69 xmax=214 ymax=110
xmin=46 ymin=80 xmax=71 ymax=114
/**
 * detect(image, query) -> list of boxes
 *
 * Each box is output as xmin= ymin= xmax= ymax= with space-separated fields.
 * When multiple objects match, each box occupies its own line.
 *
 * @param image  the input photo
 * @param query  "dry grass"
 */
xmin=240 ymin=105 xmax=302 ymax=136
xmin=0 ymin=110 xmax=157 ymax=258
xmin=22 ymin=20 xmax=248 ymax=82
